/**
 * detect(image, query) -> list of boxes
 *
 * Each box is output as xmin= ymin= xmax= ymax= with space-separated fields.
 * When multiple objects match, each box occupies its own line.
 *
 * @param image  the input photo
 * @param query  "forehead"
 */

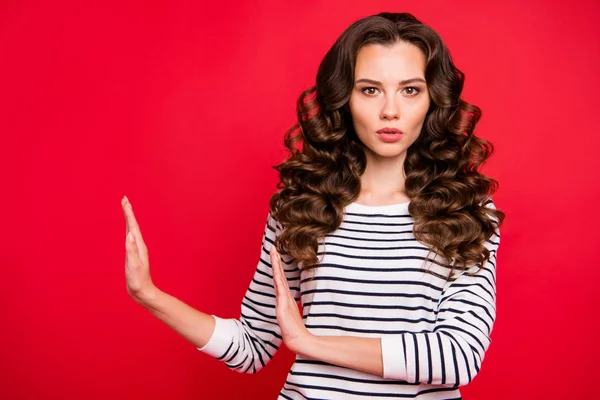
xmin=354 ymin=41 xmax=427 ymax=80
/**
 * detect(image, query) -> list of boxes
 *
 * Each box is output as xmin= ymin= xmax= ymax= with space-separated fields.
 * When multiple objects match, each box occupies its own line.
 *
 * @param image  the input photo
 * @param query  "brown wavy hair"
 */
xmin=269 ymin=12 xmax=505 ymax=280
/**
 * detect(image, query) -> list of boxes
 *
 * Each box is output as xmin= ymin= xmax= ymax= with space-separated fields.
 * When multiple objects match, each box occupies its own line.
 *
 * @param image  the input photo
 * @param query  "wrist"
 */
xmin=295 ymin=331 xmax=318 ymax=359
xmin=131 ymin=283 xmax=160 ymax=306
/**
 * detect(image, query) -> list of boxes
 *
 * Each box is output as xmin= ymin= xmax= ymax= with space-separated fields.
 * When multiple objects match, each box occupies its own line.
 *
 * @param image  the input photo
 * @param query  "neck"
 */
xmin=357 ymin=149 xmax=409 ymax=204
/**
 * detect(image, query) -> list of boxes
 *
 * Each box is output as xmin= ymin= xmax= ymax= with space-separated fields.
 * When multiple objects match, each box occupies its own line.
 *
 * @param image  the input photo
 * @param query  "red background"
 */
xmin=2 ymin=0 xmax=599 ymax=399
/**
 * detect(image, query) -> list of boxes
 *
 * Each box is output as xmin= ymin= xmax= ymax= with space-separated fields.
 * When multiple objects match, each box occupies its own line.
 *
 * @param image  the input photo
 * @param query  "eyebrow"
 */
xmin=355 ymin=78 xmax=427 ymax=85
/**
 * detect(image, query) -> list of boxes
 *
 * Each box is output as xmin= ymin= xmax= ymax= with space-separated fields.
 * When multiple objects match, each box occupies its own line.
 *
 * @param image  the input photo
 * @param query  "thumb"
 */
xmin=126 ymin=231 xmax=141 ymax=263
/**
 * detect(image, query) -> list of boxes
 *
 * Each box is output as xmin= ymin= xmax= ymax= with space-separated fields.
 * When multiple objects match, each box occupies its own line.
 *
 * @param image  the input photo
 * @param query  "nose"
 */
xmin=380 ymin=93 xmax=400 ymax=120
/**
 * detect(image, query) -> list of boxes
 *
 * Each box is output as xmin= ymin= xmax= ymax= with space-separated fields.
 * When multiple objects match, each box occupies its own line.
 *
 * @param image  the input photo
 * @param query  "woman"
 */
xmin=122 ymin=12 xmax=505 ymax=399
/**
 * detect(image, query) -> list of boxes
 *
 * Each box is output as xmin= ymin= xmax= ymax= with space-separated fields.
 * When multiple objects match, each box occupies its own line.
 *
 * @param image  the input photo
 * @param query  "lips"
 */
xmin=376 ymin=128 xmax=403 ymax=143
xmin=376 ymin=128 xmax=403 ymax=134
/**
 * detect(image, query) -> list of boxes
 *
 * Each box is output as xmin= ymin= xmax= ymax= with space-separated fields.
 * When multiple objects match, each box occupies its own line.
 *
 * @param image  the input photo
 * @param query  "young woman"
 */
xmin=122 ymin=12 xmax=505 ymax=399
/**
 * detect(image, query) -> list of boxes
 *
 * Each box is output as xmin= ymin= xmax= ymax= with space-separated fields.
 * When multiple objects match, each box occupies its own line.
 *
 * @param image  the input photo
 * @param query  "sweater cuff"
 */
xmin=381 ymin=335 xmax=408 ymax=380
xmin=197 ymin=315 xmax=235 ymax=359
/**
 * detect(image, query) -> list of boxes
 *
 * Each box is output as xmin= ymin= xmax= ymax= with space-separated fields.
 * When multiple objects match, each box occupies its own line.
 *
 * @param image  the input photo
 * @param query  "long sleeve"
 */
xmin=197 ymin=212 xmax=301 ymax=374
xmin=381 ymin=204 xmax=501 ymax=386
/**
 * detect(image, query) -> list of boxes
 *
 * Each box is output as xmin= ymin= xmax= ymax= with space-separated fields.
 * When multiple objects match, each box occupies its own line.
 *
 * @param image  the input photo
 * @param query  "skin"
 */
xmin=122 ymin=196 xmax=152 ymax=297
xmin=350 ymin=40 xmax=431 ymax=205
xmin=123 ymin=40 xmax=432 ymax=379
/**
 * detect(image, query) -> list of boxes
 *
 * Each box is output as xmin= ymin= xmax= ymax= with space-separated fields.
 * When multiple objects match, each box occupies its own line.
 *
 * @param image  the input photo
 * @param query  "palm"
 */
xmin=270 ymin=246 xmax=311 ymax=354
xmin=121 ymin=197 xmax=154 ymax=298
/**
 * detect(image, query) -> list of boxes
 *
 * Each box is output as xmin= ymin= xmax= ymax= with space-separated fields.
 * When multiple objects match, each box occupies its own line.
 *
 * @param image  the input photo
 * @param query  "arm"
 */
xmin=296 ymin=223 xmax=500 ymax=386
xmin=197 ymin=212 xmax=302 ymax=374
xmin=134 ymin=287 xmax=216 ymax=349
xmin=122 ymin=196 xmax=216 ymax=351
xmin=122 ymin=196 xmax=300 ymax=373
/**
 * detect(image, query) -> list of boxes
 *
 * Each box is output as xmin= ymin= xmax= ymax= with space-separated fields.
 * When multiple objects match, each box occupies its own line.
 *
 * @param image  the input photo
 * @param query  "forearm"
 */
xmin=300 ymin=335 xmax=384 ymax=377
xmin=133 ymin=286 xmax=215 ymax=349
xmin=299 ymin=330 xmax=488 ymax=386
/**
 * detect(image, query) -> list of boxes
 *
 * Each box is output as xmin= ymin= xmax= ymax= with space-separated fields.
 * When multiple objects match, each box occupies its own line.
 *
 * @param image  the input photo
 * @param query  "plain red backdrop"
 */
xmin=1 ymin=0 xmax=599 ymax=399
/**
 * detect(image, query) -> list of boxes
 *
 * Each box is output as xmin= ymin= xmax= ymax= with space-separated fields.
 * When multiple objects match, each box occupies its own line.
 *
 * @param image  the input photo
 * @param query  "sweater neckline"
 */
xmin=346 ymin=200 xmax=410 ymax=213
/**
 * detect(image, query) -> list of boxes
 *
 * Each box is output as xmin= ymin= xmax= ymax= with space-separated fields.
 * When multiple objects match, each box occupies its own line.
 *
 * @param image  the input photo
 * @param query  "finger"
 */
xmin=121 ymin=197 xmax=130 ymax=234
xmin=122 ymin=197 xmax=149 ymax=265
xmin=122 ymin=197 xmax=147 ymax=247
xmin=276 ymin=252 xmax=291 ymax=292
xmin=270 ymin=246 xmax=278 ymax=277
xmin=273 ymin=269 xmax=280 ymax=300
xmin=273 ymin=272 xmax=287 ymax=309
xmin=122 ymin=197 xmax=142 ymax=238
xmin=271 ymin=259 xmax=282 ymax=310
xmin=274 ymin=259 xmax=294 ymax=307
xmin=270 ymin=247 xmax=283 ymax=292
xmin=277 ymin=281 xmax=287 ymax=309
xmin=125 ymin=231 xmax=140 ymax=265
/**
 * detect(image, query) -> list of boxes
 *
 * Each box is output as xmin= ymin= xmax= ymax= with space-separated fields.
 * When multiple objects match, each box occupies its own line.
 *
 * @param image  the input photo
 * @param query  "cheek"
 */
xmin=407 ymin=100 xmax=430 ymax=129
xmin=349 ymin=98 xmax=373 ymax=131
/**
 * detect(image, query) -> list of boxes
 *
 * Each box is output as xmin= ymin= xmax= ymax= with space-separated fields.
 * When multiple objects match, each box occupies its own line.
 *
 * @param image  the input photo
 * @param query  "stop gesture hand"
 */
xmin=121 ymin=196 xmax=156 ymax=301
xmin=270 ymin=246 xmax=312 ymax=355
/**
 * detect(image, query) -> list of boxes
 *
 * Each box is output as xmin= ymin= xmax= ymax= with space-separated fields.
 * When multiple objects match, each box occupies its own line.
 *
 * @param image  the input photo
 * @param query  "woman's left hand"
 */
xmin=270 ymin=246 xmax=312 ymax=355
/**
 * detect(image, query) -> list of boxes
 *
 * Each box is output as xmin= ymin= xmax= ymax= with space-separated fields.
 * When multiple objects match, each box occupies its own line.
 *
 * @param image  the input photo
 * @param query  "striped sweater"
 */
xmin=198 ymin=200 xmax=500 ymax=399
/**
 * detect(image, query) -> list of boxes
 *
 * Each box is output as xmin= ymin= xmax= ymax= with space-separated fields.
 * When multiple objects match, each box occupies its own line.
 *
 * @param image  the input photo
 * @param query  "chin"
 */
xmin=367 ymin=144 xmax=408 ymax=159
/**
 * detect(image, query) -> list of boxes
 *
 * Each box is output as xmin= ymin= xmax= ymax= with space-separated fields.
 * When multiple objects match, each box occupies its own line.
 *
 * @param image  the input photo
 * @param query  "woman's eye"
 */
xmin=362 ymin=87 xmax=379 ymax=95
xmin=403 ymin=86 xmax=421 ymax=96
xmin=361 ymin=86 xmax=421 ymax=96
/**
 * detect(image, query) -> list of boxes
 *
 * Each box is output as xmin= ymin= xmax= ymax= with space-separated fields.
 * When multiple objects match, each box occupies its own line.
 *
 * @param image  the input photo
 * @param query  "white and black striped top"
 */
xmin=199 ymin=200 xmax=500 ymax=399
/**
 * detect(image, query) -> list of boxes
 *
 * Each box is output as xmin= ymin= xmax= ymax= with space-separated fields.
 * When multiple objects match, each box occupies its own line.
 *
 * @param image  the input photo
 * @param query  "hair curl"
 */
xmin=269 ymin=12 xmax=505 ymax=280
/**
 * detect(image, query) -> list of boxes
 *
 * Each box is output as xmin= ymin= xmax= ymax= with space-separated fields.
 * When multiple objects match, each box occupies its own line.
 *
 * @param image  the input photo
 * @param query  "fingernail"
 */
xmin=128 ymin=232 xmax=134 ymax=243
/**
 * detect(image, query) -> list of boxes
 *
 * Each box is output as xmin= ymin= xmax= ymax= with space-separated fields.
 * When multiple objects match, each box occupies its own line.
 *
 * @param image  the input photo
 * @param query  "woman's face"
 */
xmin=349 ymin=41 xmax=431 ymax=162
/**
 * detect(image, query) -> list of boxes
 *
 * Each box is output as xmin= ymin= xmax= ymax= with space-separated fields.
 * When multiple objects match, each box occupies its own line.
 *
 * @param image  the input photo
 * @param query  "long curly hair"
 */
xmin=269 ymin=12 xmax=505 ymax=280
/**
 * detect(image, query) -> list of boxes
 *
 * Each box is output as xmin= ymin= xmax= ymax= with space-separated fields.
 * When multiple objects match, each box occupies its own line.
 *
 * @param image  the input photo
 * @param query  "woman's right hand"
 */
xmin=121 ymin=196 xmax=156 ymax=302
